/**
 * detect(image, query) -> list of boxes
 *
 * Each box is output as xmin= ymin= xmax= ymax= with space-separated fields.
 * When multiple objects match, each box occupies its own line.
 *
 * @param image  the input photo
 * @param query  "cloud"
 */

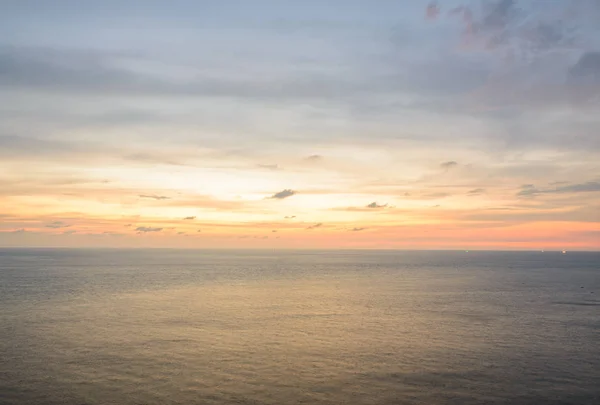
xmin=62 ymin=230 xmax=76 ymax=235
xmin=421 ymin=192 xmax=451 ymax=199
xmin=102 ymin=232 xmax=123 ymax=236
xmin=272 ymin=230 xmax=278 ymax=232
xmin=197 ymin=229 xmax=202 ymax=232
xmin=268 ymin=189 xmax=296 ymax=199
xmin=350 ymin=227 xmax=367 ymax=232
xmin=161 ymin=196 xmax=247 ymax=211
xmin=305 ymin=155 xmax=323 ymax=161
xmin=9 ymin=228 xmax=26 ymax=234
xmin=460 ymin=204 xmax=600 ymax=223
xmin=45 ymin=221 xmax=71 ymax=229
xmin=570 ymin=52 xmax=600 ymax=84
xmin=517 ymin=181 xmax=600 ymax=196
xmin=440 ymin=161 xmax=458 ymax=170
xmin=139 ymin=194 xmax=171 ymax=200
xmin=177 ymin=231 xmax=186 ymax=235
xmin=0 ymin=135 xmax=84 ymax=159
xmin=284 ymin=215 xmax=296 ymax=219
xmin=306 ymin=223 xmax=323 ymax=230
xmin=257 ymin=164 xmax=280 ymax=170
xmin=135 ymin=226 xmax=163 ymax=233
xmin=426 ymin=2 xmax=440 ymax=20
xmin=468 ymin=188 xmax=486 ymax=195
xmin=183 ymin=216 xmax=196 ymax=220
xmin=366 ymin=202 xmax=388 ymax=209
xmin=442 ymin=0 xmax=576 ymax=53
xmin=423 ymin=0 xmax=600 ymax=110
xmin=0 ymin=46 xmax=372 ymax=102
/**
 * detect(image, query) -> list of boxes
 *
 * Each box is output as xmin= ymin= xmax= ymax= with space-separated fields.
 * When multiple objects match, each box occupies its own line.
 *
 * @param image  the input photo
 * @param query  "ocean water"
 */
xmin=0 ymin=249 xmax=599 ymax=405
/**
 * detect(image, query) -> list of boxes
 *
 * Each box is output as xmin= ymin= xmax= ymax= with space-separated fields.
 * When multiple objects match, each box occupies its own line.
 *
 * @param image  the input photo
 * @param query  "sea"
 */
xmin=0 ymin=248 xmax=599 ymax=405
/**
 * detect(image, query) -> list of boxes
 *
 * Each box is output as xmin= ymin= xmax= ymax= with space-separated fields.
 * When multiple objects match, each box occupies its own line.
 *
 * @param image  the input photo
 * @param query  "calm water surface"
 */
xmin=1 ymin=249 xmax=599 ymax=405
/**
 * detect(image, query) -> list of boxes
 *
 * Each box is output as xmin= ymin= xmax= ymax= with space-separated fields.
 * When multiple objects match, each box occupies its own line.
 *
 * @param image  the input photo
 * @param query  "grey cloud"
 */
xmin=0 ymin=135 xmax=66 ymax=154
xmin=444 ymin=0 xmax=577 ymax=54
xmin=426 ymin=2 xmax=440 ymax=20
xmin=10 ymin=228 xmax=26 ymax=234
xmin=350 ymin=227 xmax=367 ymax=232
xmin=305 ymin=154 xmax=323 ymax=161
xmin=135 ymin=226 xmax=163 ymax=232
xmin=468 ymin=188 xmax=485 ymax=195
xmin=557 ymin=182 xmax=600 ymax=193
xmin=570 ymin=52 xmax=600 ymax=84
xmin=269 ymin=189 xmax=296 ymax=199
xmin=517 ymin=181 xmax=600 ymax=196
xmin=366 ymin=202 xmax=387 ymax=209
xmin=0 ymin=46 xmax=371 ymax=101
xmin=483 ymin=0 xmax=515 ymax=31
xmin=0 ymin=44 xmax=496 ymax=115
xmin=306 ymin=223 xmax=323 ymax=230
xmin=440 ymin=161 xmax=458 ymax=169
xmin=177 ymin=231 xmax=185 ymax=235
xmin=139 ymin=194 xmax=171 ymax=200
xmin=183 ymin=216 xmax=196 ymax=220
xmin=0 ymin=135 xmax=108 ymax=161
xmin=45 ymin=221 xmax=71 ymax=229
xmin=426 ymin=0 xmax=599 ymax=112
xmin=62 ymin=230 xmax=76 ymax=235
xmin=284 ymin=215 xmax=296 ymax=219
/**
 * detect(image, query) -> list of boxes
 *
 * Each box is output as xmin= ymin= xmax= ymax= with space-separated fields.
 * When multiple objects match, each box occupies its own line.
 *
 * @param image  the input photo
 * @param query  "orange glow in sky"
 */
xmin=1 ymin=1 xmax=599 ymax=250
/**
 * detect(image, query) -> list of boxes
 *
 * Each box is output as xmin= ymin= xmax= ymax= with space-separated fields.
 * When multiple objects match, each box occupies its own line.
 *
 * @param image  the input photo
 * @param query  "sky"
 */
xmin=1 ymin=0 xmax=599 ymax=250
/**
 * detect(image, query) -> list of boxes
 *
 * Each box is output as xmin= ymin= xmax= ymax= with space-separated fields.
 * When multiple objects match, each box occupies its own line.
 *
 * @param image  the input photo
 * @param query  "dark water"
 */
xmin=1 ymin=249 xmax=599 ymax=405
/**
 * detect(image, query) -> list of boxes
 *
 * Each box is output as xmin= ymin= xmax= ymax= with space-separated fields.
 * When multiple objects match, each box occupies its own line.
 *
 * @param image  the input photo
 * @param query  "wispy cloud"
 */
xmin=45 ymin=221 xmax=71 ymax=229
xmin=257 ymin=164 xmax=280 ymax=170
xmin=518 ymin=181 xmax=600 ymax=196
xmin=366 ymin=202 xmax=388 ymax=209
xmin=268 ymin=189 xmax=296 ymax=199
xmin=468 ymin=188 xmax=486 ymax=195
xmin=183 ymin=216 xmax=196 ymax=220
xmin=139 ymin=194 xmax=171 ymax=200
xmin=306 ymin=223 xmax=323 ymax=230
xmin=570 ymin=52 xmax=600 ymax=84
xmin=350 ymin=227 xmax=367 ymax=232
xmin=440 ymin=161 xmax=458 ymax=170
xmin=135 ymin=226 xmax=163 ymax=233
xmin=426 ymin=2 xmax=440 ymax=20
